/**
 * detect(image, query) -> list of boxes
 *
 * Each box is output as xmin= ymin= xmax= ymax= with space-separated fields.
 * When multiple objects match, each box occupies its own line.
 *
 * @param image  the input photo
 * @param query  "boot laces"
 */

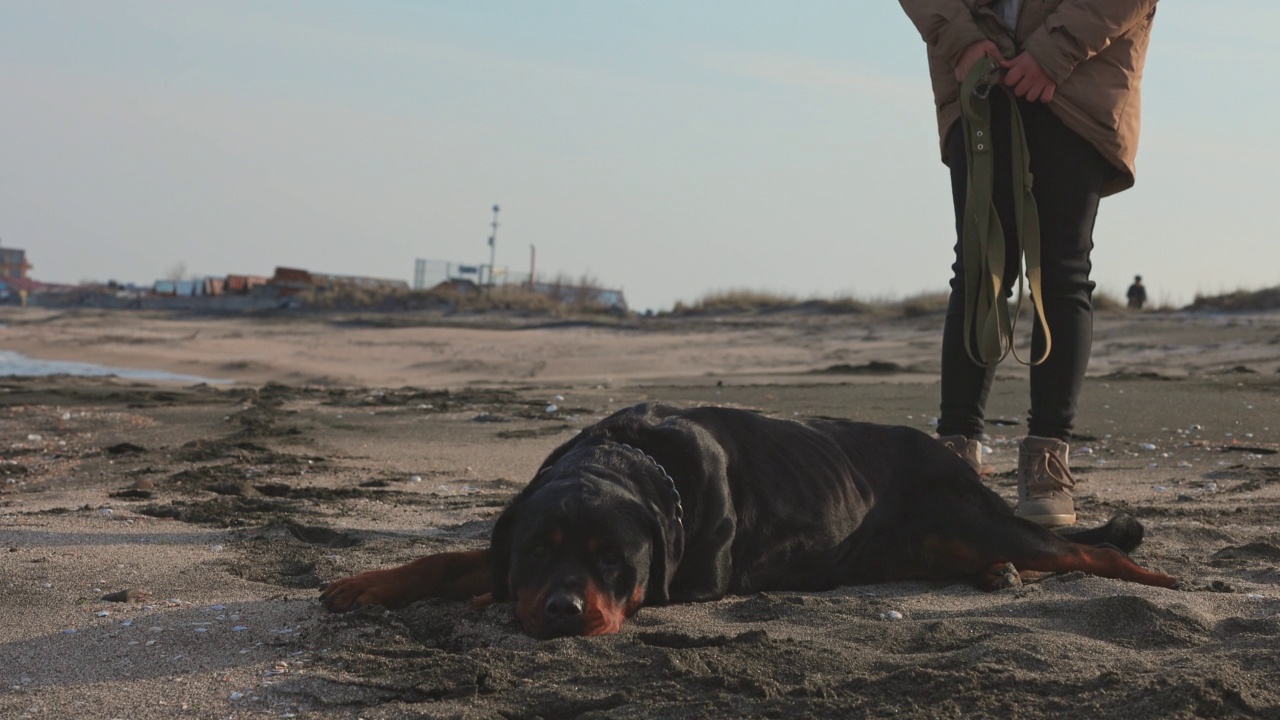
xmin=1028 ymin=447 xmax=1074 ymax=494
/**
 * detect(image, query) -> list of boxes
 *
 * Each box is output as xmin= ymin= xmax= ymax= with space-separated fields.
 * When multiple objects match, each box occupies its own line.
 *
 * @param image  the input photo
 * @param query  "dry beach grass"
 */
xmin=1 ymin=306 xmax=1279 ymax=718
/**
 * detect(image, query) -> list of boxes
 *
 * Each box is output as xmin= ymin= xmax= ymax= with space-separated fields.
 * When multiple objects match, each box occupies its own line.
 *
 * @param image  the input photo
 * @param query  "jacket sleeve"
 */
xmin=898 ymin=0 xmax=989 ymax=68
xmin=1023 ymin=0 xmax=1158 ymax=83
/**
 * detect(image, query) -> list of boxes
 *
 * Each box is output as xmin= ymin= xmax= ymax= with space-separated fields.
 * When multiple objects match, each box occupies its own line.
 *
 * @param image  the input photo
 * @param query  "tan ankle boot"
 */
xmin=938 ymin=435 xmax=983 ymax=474
xmin=1017 ymin=436 xmax=1077 ymax=527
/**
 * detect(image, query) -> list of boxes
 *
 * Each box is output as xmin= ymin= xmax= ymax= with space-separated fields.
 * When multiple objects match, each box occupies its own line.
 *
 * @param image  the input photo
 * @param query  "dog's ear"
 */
xmin=488 ymin=497 xmax=523 ymax=602
xmin=490 ymin=451 xmax=569 ymax=603
xmin=633 ymin=417 xmax=735 ymax=603
xmin=488 ymin=481 xmax=545 ymax=599
xmin=645 ymin=509 xmax=682 ymax=605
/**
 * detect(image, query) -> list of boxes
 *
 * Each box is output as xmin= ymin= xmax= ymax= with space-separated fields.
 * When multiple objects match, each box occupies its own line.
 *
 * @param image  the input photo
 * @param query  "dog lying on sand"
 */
xmin=321 ymin=403 xmax=1176 ymax=638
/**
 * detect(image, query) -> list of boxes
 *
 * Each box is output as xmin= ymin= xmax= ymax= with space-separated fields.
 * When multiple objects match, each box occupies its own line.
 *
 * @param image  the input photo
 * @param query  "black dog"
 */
xmin=321 ymin=403 xmax=1176 ymax=638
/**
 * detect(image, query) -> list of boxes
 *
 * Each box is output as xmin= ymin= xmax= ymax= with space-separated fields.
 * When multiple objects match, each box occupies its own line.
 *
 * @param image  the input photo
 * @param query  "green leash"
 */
xmin=958 ymin=56 xmax=1051 ymax=367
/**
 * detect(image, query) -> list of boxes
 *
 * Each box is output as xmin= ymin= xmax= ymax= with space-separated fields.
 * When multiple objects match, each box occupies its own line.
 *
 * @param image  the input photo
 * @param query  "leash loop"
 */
xmin=958 ymin=56 xmax=1052 ymax=367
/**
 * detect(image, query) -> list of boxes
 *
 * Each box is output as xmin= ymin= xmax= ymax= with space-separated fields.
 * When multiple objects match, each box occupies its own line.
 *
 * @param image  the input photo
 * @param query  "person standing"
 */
xmin=898 ymin=0 xmax=1158 ymax=526
xmin=1127 ymin=275 xmax=1148 ymax=309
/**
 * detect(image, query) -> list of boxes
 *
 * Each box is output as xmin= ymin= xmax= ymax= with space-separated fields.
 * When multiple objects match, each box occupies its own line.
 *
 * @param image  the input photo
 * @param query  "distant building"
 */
xmin=0 ymin=242 xmax=32 ymax=279
xmin=269 ymin=266 xmax=409 ymax=296
xmin=224 ymin=275 xmax=270 ymax=294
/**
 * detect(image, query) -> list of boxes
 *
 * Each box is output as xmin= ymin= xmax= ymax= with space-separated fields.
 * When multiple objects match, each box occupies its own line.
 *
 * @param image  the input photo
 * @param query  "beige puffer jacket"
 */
xmin=899 ymin=0 xmax=1158 ymax=196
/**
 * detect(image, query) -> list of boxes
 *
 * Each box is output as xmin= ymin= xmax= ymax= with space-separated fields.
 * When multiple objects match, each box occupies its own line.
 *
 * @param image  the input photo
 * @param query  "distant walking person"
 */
xmin=899 ymin=0 xmax=1159 ymax=527
xmin=1127 ymin=275 xmax=1147 ymax=309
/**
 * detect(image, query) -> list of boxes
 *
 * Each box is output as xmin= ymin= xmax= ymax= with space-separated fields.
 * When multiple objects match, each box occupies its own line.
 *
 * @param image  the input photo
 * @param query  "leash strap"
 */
xmin=958 ymin=57 xmax=1051 ymax=367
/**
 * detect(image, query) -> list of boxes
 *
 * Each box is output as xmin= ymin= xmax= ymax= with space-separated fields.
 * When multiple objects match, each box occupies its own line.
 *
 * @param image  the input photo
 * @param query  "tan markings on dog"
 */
xmin=582 ymin=579 xmax=629 ymax=636
xmin=1021 ymin=546 xmax=1178 ymax=588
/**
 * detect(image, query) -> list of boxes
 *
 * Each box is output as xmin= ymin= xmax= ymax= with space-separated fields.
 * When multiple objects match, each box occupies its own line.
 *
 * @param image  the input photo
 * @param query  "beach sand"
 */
xmin=2 ymin=307 xmax=1279 ymax=719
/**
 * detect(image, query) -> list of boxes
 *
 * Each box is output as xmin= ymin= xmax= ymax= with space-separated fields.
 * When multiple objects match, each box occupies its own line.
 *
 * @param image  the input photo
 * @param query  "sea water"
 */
xmin=0 ymin=350 xmax=230 ymax=384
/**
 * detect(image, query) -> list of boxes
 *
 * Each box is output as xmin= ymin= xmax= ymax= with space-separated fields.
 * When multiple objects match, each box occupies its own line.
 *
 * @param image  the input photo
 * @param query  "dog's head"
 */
xmin=489 ymin=445 xmax=682 ymax=638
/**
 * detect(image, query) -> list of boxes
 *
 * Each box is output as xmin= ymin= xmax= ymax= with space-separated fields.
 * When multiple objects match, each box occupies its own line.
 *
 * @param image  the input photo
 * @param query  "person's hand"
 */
xmin=1001 ymin=52 xmax=1057 ymax=103
xmin=955 ymin=40 xmax=1004 ymax=82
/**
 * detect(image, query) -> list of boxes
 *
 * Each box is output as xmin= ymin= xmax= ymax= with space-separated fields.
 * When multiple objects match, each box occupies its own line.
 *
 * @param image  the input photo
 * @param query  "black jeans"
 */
xmin=938 ymin=93 xmax=1115 ymax=441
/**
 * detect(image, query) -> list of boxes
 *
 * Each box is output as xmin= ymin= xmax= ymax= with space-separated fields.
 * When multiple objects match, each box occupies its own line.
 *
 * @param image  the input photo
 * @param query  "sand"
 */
xmin=1 ymin=307 xmax=1279 ymax=719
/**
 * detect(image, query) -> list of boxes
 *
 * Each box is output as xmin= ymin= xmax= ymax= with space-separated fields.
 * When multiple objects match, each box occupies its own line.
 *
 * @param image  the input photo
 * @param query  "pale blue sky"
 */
xmin=2 ymin=2 xmax=1275 ymax=311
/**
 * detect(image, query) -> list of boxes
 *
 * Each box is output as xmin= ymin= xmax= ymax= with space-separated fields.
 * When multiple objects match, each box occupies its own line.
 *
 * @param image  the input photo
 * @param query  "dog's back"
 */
xmin=581 ymin=405 xmax=1000 ymax=592
xmin=581 ymin=404 xmax=1170 ymax=593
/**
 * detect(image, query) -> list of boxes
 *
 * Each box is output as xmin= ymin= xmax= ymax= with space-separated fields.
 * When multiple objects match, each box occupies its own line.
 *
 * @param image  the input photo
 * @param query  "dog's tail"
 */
xmin=1054 ymin=513 xmax=1144 ymax=553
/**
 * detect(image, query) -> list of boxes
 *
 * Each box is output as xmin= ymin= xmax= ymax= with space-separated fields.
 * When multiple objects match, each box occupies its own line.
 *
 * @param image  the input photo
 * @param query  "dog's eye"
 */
xmin=532 ymin=545 xmax=550 ymax=559
xmin=598 ymin=551 xmax=623 ymax=571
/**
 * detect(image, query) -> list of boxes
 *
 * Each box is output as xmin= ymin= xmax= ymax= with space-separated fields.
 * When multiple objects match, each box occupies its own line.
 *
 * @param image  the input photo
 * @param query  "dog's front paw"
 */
xmin=319 ymin=569 xmax=405 ymax=612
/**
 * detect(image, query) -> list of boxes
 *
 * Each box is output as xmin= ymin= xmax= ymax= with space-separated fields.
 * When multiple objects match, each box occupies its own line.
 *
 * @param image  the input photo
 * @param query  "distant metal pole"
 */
xmin=487 ymin=204 xmax=500 ymax=287
xmin=529 ymin=244 xmax=536 ymax=291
